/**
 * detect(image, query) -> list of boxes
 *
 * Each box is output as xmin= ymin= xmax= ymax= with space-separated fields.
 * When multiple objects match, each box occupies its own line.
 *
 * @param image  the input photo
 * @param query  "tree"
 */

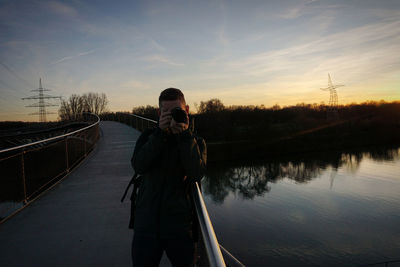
xmin=59 ymin=99 xmax=72 ymax=121
xmin=82 ymin=93 xmax=108 ymax=114
xmin=132 ymin=105 xmax=158 ymax=120
xmin=272 ymin=104 xmax=281 ymax=111
xmin=59 ymin=94 xmax=83 ymax=121
xmin=58 ymin=92 xmax=108 ymax=121
xmin=198 ymin=98 xmax=225 ymax=113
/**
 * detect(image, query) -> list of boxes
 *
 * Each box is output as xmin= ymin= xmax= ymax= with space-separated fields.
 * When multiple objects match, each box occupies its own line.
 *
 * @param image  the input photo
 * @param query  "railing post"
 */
xmin=65 ymin=137 xmax=69 ymax=173
xmin=21 ymin=151 xmax=27 ymax=205
xmin=84 ymin=134 xmax=87 ymax=156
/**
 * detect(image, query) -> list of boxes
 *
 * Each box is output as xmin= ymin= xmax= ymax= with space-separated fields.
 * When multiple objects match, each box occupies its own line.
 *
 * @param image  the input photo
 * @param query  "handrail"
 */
xmin=192 ymin=181 xmax=226 ymax=267
xmin=0 ymin=113 xmax=100 ymax=154
xmin=118 ymin=112 xmax=158 ymax=124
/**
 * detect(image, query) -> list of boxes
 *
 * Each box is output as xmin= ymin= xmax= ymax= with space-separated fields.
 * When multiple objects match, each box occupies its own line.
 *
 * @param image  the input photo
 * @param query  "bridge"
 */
xmin=0 ymin=114 xmax=242 ymax=267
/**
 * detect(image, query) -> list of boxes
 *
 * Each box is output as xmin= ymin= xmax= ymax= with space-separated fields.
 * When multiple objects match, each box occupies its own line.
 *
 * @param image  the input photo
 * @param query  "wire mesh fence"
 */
xmin=0 ymin=114 xmax=100 ymax=221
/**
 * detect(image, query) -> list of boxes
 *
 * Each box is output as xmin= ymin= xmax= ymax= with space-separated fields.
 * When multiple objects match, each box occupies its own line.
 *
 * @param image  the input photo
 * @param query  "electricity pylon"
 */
xmin=320 ymin=73 xmax=344 ymax=120
xmin=22 ymin=78 xmax=61 ymax=122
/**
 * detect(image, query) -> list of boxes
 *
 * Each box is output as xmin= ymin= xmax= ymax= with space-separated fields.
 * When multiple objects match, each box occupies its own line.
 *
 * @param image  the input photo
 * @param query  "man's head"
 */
xmin=158 ymin=88 xmax=189 ymax=115
xmin=159 ymin=88 xmax=185 ymax=107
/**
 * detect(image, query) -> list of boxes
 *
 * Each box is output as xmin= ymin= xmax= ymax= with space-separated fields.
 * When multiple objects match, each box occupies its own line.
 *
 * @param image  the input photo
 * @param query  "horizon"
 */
xmin=2 ymin=98 xmax=399 ymax=123
xmin=1 ymin=0 xmax=400 ymax=122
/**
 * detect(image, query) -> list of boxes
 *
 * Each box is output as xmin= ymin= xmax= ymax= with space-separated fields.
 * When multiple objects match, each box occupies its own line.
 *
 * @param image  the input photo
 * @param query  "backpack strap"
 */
xmin=128 ymin=175 xmax=143 ymax=229
xmin=121 ymin=172 xmax=139 ymax=203
xmin=121 ymin=127 xmax=156 ymax=203
xmin=122 ymin=127 xmax=156 ymax=229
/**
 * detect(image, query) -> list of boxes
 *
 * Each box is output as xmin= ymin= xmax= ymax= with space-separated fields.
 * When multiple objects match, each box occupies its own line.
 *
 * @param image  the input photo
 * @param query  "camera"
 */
xmin=171 ymin=107 xmax=188 ymax=124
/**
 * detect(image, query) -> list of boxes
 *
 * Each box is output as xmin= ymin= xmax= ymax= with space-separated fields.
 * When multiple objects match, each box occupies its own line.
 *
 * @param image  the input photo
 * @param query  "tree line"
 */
xmin=127 ymin=99 xmax=400 ymax=160
xmin=129 ymin=99 xmax=400 ymax=141
xmin=59 ymin=92 xmax=399 ymax=158
xmin=58 ymin=92 xmax=108 ymax=121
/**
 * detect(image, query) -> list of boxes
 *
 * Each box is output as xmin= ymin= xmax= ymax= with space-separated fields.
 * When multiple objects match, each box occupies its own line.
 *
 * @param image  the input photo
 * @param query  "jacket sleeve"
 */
xmin=176 ymin=130 xmax=207 ymax=182
xmin=131 ymin=128 xmax=166 ymax=174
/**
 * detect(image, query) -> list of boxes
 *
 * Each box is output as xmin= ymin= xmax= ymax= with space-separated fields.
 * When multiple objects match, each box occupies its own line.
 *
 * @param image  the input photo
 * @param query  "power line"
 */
xmin=0 ymin=61 xmax=35 ymax=88
xmin=0 ymin=80 xmax=26 ymax=99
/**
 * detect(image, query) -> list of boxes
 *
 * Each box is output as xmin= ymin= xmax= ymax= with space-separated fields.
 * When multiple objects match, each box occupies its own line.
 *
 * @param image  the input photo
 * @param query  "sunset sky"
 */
xmin=1 ymin=0 xmax=399 ymax=121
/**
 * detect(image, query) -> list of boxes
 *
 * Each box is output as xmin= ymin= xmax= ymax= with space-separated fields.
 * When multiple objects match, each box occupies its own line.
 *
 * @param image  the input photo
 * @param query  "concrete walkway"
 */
xmin=0 ymin=121 xmax=170 ymax=267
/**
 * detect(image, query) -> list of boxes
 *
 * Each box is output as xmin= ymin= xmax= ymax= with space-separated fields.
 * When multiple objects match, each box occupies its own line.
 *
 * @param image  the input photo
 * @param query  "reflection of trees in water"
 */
xmin=364 ymin=147 xmax=399 ymax=162
xmin=203 ymin=161 xmax=323 ymax=203
xmin=340 ymin=153 xmax=362 ymax=174
xmin=340 ymin=147 xmax=399 ymax=174
xmin=203 ymin=147 xmax=400 ymax=204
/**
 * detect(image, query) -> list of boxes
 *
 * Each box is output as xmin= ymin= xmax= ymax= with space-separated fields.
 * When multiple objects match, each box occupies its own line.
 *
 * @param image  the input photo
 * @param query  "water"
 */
xmin=202 ymin=147 xmax=400 ymax=267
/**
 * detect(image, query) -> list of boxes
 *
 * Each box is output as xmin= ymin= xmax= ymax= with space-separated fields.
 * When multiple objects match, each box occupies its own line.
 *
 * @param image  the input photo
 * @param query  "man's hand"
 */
xmin=170 ymin=117 xmax=189 ymax=134
xmin=159 ymin=111 xmax=172 ymax=131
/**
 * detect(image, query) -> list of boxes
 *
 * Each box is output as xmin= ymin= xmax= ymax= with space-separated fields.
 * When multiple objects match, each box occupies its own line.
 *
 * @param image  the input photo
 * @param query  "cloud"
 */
xmin=51 ymin=49 xmax=96 ymax=65
xmin=277 ymin=0 xmax=322 ymax=19
xmin=120 ymin=79 xmax=151 ymax=90
xmin=144 ymin=54 xmax=183 ymax=67
xmin=227 ymin=19 xmax=400 ymax=81
xmin=149 ymin=39 xmax=166 ymax=52
xmin=279 ymin=6 xmax=304 ymax=19
xmin=217 ymin=0 xmax=229 ymax=46
xmin=189 ymin=17 xmax=400 ymax=106
xmin=45 ymin=1 xmax=78 ymax=18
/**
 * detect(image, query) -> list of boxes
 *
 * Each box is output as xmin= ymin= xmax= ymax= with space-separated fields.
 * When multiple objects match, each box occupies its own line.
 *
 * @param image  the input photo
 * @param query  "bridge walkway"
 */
xmin=0 ymin=121 xmax=171 ymax=267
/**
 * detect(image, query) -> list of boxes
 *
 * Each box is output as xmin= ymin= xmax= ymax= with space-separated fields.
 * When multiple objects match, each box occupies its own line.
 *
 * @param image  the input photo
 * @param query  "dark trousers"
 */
xmin=132 ymin=234 xmax=196 ymax=267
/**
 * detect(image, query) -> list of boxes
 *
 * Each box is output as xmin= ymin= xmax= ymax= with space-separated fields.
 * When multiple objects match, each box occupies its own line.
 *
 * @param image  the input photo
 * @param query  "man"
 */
xmin=131 ymin=88 xmax=207 ymax=267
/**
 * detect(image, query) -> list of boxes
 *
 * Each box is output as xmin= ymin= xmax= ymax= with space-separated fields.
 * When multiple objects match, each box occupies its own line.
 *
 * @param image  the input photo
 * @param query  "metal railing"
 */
xmin=0 ymin=114 xmax=100 ymax=222
xmin=101 ymin=112 xmax=157 ymax=132
xmin=191 ymin=182 xmax=226 ymax=267
xmin=105 ymin=112 xmax=245 ymax=267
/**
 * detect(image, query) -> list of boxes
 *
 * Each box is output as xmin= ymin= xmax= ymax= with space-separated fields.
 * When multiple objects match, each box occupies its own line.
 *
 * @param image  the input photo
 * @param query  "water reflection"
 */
xmin=203 ymin=146 xmax=400 ymax=203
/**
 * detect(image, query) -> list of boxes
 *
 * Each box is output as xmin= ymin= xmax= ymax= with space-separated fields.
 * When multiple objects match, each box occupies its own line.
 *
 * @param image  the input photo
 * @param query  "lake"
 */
xmin=202 ymin=147 xmax=400 ymax=267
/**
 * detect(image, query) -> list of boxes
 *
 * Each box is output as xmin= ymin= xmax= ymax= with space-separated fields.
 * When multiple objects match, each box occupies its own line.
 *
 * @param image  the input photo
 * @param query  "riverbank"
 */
xmin=194 ymin=101 xmax=400 ymax=162
xmin=205 ymin=113 xmax=400 ymax=162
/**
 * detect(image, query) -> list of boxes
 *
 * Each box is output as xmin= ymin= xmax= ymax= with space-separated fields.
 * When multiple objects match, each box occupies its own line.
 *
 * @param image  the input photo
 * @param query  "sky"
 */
xmin=0 ymin=0 xmax=399 ymax=121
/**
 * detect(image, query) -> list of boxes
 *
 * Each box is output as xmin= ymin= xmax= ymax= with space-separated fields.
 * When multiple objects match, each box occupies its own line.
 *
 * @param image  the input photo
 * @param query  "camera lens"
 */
xmin=171 ymin=107 xmax=187 ymax=123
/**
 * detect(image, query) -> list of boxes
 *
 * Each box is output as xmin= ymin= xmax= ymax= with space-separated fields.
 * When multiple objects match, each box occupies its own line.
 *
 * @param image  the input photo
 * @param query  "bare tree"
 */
xmin=70 ymin=94 xmax=84 ymax=119
xmin=82 ymin=93 xmax=108 ymax=114
xmin=59 ymin=99 xmax=72 ymax=121
xmin=132 ymin=105 xmax=158 ymax=120
xmin=58 ymin=93 xmax=108 ymax=121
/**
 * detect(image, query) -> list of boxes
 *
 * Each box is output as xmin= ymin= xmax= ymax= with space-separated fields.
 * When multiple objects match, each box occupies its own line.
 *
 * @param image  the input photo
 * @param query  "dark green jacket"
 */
xmin=131 ymin=127 xmax=207 ymax=239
